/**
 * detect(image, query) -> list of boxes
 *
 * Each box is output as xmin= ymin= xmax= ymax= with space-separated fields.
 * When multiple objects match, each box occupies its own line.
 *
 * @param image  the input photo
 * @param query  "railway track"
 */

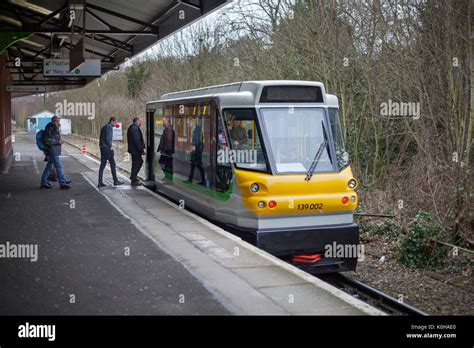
xmin=318 ymin=273 xmax=427 ymax=316
xmin=64 ymin=138 xmax=427 ymax=316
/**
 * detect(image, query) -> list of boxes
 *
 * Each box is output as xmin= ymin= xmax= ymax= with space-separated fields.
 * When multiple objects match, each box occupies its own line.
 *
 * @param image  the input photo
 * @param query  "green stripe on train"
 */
xmin=180 ymin=179 xmax=233 ymax=201
xmin=162 ymin=170 xmax=233 ymax=201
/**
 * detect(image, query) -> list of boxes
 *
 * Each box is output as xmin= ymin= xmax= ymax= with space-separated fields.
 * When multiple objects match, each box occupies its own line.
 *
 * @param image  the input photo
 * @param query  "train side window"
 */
xmin=328 ymin=108 xmax=349 ymax=170
xmin=222 ymin=109 xmax=269 ymax=172
xmin=156 ymin=111 xmax=175 ymax=176
xmin=185 ymin=103 xmax=212 ymax=187
xmin=168 ymin=104 xmax=187 ymax=180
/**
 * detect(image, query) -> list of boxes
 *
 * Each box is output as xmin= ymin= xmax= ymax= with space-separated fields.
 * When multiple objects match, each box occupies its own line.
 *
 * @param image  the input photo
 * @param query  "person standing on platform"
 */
xmin=40 ymin=116 xmax=71 ymax=190
xmin=127 ymin=117 xmax=145 ymax=186
xmin=98 ymin=117 xmax=124 ymax=187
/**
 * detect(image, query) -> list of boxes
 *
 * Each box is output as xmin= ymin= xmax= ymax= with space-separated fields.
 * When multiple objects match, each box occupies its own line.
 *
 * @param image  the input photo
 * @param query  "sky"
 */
xmin=121 ymin=1 xmax=235 ymax=68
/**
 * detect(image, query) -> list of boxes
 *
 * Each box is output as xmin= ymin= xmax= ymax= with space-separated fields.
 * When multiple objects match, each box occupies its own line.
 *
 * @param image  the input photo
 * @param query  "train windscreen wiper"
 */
xmin=304 ymin=121 xmax=328 ymax=182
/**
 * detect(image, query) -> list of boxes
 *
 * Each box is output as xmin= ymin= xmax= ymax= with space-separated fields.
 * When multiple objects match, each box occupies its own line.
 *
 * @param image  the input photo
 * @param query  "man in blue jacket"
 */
xmin=40 ymin=116 xmax=71 ymax=189
xmin=98 ymin=117 xmax=124 ymax=187
xmin=127 ymin=117 xmax=145 ymax=186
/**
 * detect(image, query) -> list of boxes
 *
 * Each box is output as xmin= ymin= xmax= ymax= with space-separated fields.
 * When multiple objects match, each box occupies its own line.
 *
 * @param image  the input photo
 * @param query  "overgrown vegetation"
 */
xmin=361 ymin=219 xmax=403 ymax=240
xmin=399 ymin=211 xmax=447 ymax=269
xmin=13 ymin=0 xmax=473 ymax=270
xmin=125 ymin=64 xmax=149 ymax=99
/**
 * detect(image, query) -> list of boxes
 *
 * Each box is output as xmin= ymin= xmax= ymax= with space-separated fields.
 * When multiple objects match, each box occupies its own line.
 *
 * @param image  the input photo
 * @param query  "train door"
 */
xmin=214 ymin=104 xmax=233 ymax=194
xmin=145 ymin=108 xmax=155 ymax=181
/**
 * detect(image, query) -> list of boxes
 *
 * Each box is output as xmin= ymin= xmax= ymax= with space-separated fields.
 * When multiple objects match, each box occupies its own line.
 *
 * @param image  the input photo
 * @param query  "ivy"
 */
xmin=399 ymin=211 xmax=447 ymax=269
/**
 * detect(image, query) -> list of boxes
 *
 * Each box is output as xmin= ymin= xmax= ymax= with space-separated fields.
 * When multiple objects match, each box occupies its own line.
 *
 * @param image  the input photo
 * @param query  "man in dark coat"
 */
xmin=187 ymin=117 xmax=206 ymax=185
xmin=127 ymin=117 xmax=145 ymax=186
xmin=40 ymin=116 xmax=71 ymax=189
xmin=98 ymin=117 xmax=124 ymax=187
xmin=157 ymin=116 xmax=175 ymax=174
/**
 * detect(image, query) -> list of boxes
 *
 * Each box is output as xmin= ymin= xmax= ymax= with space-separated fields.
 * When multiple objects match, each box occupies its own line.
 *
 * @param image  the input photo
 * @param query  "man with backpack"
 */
xmin=98 ymin=117 xmax=124 ymax=187
xmin=39 ymin=116 xmax=71 ymax=189
xmin=36 ymin=132 xmax=57 ymax=183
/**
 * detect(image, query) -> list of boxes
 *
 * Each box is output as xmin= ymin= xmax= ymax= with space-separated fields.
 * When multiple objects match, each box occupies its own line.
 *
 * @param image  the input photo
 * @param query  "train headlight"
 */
xmin=350 ymin=195 xmax=356 ymax=203
xmin=258 ymin=201 xmax=266 ymax=208
xmin=348 ymin=179 xmax=357 ymax=189
xmin=250 ymin=183 xmax=259 ymax=193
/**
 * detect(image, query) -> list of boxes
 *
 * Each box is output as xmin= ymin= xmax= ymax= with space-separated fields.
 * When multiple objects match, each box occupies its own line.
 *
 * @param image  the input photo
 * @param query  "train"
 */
xmin=144 ymin=80 xmax=359 ymax=273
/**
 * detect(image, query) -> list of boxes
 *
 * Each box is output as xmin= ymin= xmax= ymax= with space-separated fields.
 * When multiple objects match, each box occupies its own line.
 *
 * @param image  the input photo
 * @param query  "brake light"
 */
xmin=268 ymin=200 xmax=277 ymax=208
xmin=342 ymin=196 xmax=349 ymax=204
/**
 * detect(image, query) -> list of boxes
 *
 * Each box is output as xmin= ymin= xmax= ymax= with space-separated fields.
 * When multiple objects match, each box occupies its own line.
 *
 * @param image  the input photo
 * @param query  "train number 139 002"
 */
xmin=297 ymin=203 xmax=323 ymax=211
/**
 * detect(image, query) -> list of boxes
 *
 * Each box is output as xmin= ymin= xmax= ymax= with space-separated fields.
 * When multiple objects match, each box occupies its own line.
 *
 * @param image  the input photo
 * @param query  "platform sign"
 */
xmin=6 ymin=85 xmax=46 ymax=93
xmin=43 ymin=59 xmax=101 ymax=76
xmin=113 ymin=122 xmax=123 ymax=141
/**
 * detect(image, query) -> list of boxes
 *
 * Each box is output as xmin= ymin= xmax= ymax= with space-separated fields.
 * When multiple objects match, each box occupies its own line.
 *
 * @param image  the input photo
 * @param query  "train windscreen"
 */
xmin=259 ymin=107 xmax=334 ymax=174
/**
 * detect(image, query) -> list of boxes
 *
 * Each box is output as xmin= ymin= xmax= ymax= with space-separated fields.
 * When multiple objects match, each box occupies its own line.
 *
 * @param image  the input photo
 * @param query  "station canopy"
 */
xmin=0 ymin=0 xmax=230 ymax=97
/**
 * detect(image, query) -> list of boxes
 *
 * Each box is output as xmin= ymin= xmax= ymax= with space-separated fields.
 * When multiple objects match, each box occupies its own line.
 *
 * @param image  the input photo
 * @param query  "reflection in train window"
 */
xmin=222 ymin=109 xmax=268 ymax=172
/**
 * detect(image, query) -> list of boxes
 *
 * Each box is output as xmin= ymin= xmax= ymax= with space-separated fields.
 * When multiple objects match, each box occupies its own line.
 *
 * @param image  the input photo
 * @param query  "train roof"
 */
xmin=146 ymin=80 xmax=339 ymax=108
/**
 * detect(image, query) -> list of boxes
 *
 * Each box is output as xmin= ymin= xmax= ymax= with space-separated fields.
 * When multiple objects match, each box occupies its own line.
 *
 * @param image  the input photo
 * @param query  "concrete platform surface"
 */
xmin=0 ymin=133 xmax=383 ymax=315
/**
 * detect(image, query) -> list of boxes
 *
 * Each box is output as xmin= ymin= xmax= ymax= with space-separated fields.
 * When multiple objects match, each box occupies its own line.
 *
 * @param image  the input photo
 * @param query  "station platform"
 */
xmin=0 ymin=132 xmax=383 ymax=315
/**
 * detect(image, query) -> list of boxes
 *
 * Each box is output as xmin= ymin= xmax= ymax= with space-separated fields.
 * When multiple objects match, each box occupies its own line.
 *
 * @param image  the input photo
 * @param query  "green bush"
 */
xmin=399 ymin=211 xmax=447 ymax=269
xmin=446 ymin=253 xmax=471 ymax=273
xmin=359 ymin=219 xmax=402 ymax=239
xmin=374 ymin=219 xmax=402 ymax=239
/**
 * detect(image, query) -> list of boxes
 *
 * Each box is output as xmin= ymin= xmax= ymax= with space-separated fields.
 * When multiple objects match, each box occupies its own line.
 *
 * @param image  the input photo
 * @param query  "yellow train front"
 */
xmin=145 ymin=81 xmax=360 ymax=274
